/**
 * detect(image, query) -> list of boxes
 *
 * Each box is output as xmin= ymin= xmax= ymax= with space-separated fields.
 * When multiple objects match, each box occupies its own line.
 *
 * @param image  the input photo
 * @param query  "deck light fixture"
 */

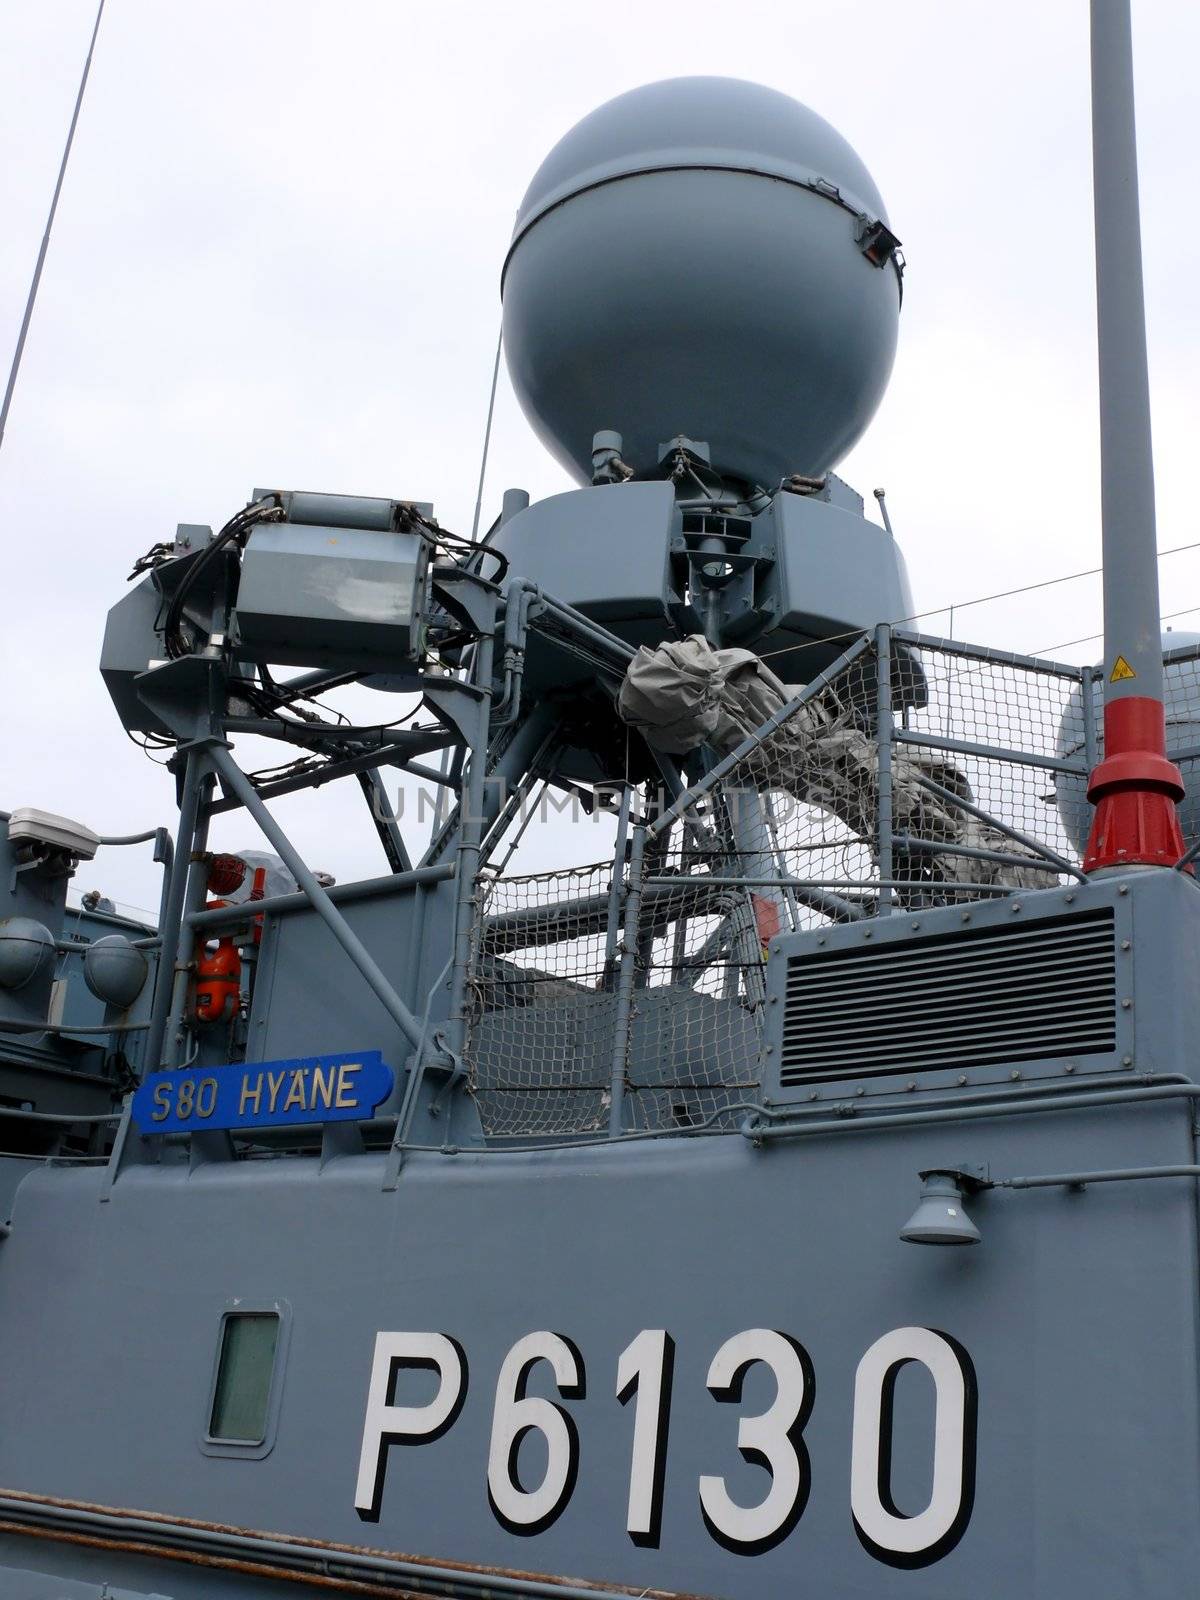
xmin=900 ymin=1169 xmax=983 ymax=1247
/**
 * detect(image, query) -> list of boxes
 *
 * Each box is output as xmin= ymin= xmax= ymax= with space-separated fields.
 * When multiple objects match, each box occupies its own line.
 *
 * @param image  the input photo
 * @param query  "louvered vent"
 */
xmin=779 ymin=909 xmax=1117 ymax=1086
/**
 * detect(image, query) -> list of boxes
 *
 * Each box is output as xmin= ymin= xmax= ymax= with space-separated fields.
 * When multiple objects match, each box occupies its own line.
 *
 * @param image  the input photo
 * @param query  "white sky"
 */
xmin=2 ymin=0 xmax=1198 ymax=915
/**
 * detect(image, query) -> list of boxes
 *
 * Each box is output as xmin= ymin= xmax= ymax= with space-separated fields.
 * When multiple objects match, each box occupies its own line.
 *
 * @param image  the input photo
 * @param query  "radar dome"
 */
xmin=501 ymin=76 xmax=901 ymax=490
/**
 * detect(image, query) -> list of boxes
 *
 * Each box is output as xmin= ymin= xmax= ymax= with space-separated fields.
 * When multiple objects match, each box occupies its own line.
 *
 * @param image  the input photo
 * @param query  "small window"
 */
xmin=209 ymin=1313 xmax=280 ymax=1444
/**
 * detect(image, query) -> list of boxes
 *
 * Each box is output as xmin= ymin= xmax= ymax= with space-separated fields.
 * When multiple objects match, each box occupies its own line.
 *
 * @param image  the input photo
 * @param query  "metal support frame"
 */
xmin=382 ymin=953 xmax=454 ymax=1190
xmin=907 ymin=771 xmax=1087 ymax=879
xmin=875 ymin=624 xmax=894 ymax=913
xmin=893 ymin=629 xmax=1085 ymax=681
xmin=161 ymin=770 xmax=215 ymax=1070
xmin=525 ymin=590 xmax=637 ymax=676
xmin=708 ymin=788 xmax=768 ymax=1004
xmin=444 ymin=632 xmax=496 ymax=1058
xmin=491 ymin=582 xmax=534 ymax=727
xmin=892 ymin=834 xmax=1069 ymax=878
xmin=478 ymin=775 xmax=544 ymax=873
xmin=608 ymin=824 xmax=646 ymax=1137
xmin=206 ymin=743 xmax=457 ymax=819
xmin=218 ymin=718 xmax=452 ymax=764
xmin=633 ymin=826 xmax=674 ymax=991
xmin=209 ymin=746 xmax=425 ymax=1052
xmin=1081 ymin=664 xmax=1100 ymax=771
xmin=142 ymin=748 xmax=210 ymax=1073
xmin=641 ymin=874 xmax=1015 ymax=896
xmin=114 ymin=576 xmax=1144 ymax=1158
xmin=422 ymin=702 xmax=561 ymax=868
xmin=477 ymin=721 xmax=563 ymax=870
xmin=760 ymin=791 xmax=802 ymax=931
xmin=893 ymin=727 xmax=1085 ymax=776
xmin=186 ymin=864 xmax=453 ymax=930
xmin=601 ymin=785 xmax=634 ymax=982
xmin=357 ymin=768 xmax=412 ymax=873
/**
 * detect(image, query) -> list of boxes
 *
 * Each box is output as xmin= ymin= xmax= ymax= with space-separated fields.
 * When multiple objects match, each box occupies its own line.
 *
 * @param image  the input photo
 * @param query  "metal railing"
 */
xmin=461 ymin=627 xmax=1200 ymax=1142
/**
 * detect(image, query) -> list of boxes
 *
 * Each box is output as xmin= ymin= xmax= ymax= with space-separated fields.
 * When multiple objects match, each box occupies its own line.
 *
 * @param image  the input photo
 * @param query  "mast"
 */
xmin=1082 ymin=0 xmax=1186 ymax=871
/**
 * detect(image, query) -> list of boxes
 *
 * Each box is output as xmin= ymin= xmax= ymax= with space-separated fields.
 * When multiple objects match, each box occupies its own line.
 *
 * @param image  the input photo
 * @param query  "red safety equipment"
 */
xmin=207 ymin=853 xmax=248 ymax=898
xmin=1083 ymin=696 xmax=1188 ymax=871
xmin=192 ymin=858 xmax=272 ymax=1022
xmin=194 ymin=933 xmax=240 ymax=1024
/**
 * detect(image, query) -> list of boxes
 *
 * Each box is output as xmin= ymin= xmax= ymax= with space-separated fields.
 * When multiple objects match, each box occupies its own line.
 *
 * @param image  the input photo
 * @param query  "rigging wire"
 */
xmin=0 ymin=0 xmax=106 ymax=460
xmin=1038 ymin=603 xmax=1200 ymax=659
xmin=754 ymin=535 xmax=1200 ymax=666
xmin=469 ymin=322 xmax=504 ymax=542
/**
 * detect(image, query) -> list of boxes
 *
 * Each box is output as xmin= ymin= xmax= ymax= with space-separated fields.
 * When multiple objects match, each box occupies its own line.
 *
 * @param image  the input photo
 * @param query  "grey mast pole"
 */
xmin=1090 ymin=0 xmax=1160 ymax=698
xmin=1083 ymin=0 xmax=1185 ymax=870
xmin=0 ymin=0 xmax=106 ymax=459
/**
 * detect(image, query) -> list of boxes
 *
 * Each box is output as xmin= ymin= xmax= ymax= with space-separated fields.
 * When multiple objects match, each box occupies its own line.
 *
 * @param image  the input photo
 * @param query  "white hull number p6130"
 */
xmin=355 ymin=1325 xmax=977 ymax=1570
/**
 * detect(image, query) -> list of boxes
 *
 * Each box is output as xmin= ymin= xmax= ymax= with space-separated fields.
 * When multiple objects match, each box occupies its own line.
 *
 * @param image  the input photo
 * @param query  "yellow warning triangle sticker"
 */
xmin=1110 ymin=655 xmax=1137 ymax=682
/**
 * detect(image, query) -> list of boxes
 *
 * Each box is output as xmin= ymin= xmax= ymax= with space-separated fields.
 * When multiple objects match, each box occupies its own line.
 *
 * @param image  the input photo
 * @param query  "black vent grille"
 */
xmin=779 ymin=909 xmax=1117 ymax=1086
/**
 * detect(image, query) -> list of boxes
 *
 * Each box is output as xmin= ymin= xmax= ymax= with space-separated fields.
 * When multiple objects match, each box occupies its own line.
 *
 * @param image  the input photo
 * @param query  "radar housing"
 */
xmin=501 ymin=75 xmax=902 ymax=491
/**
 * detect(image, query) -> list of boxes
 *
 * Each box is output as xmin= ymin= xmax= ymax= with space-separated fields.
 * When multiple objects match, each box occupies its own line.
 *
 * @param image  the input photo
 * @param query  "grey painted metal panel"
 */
xmin=245 ymin=878 xmax=456 ymax=1072
xmin=762 ymin=874 xmax=1200 ymax=1104
xmin=99 ymin=575 xmax=173 ymax=737
xmin=0 ymin=1095 xmax=1197 ymax=1598
xmin=493 ymin=483 xmax=677 ymax=640
xmin=234 ymin=524 xmax=428 ymax=671
xmin=753 ymin=490 xmax=915 ymax=679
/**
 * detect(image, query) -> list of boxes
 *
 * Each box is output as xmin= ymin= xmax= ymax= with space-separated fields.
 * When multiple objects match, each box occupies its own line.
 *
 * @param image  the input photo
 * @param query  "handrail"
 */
xmin=188 ymin=862 xmax=453 ymax=930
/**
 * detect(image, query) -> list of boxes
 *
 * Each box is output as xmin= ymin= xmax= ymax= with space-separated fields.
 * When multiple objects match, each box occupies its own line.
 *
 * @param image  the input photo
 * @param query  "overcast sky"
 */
xmin=2 ymin=0 xmax=1198 ymax=915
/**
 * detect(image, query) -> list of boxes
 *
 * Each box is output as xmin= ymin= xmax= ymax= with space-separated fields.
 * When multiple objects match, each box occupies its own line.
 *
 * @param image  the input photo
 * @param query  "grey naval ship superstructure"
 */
xmin=2 ymin=8 xmax=1199 ymax=1597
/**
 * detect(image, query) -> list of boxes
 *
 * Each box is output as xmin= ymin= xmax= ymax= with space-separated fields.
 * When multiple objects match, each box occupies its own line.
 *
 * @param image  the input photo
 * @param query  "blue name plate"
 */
xmin=131 ymin=1051 xmax=394 ymax=1133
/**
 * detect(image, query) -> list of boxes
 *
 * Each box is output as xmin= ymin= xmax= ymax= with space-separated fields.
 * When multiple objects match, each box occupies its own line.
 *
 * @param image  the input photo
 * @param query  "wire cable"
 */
xmin=162 ymin=495 xmax=280 ymax=658
xmin=1038 ymin=603 xmax=1200 ymax=659
xmin=754 ymin=536 xmax=1200 ymax=666
xmin=470 ymin=322 xmax=504 ymax=541
xmin=0 ymin=0 xmax=106 ymax=460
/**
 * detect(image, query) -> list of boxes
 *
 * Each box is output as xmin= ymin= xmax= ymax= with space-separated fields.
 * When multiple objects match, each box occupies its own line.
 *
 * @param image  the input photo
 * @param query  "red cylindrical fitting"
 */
xmin=1083 ymin=696 xmax=1187 ymax=871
